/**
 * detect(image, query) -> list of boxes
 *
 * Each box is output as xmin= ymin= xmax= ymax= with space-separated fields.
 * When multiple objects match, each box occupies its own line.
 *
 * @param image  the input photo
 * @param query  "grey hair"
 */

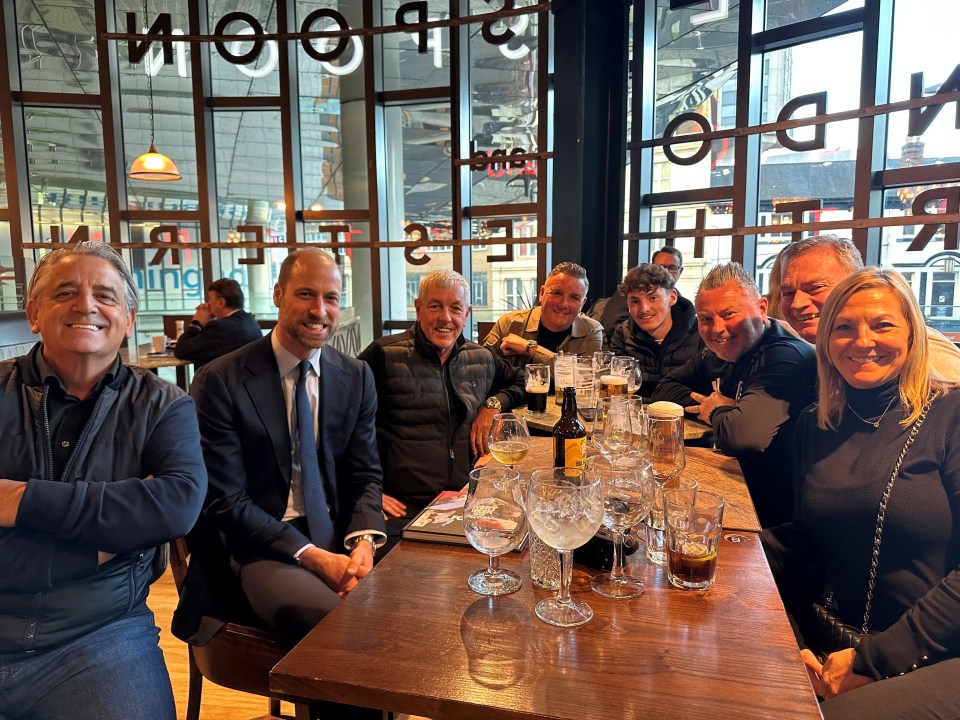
xmin=547 ymin=262 xmax=589 ymax=293
xmin=418 ymin=269 xmax=471 ymax=306
xmin=778 ymin=234 xmax=863 ymax=275
xmin=697 ymin=262 xmax=760 ymax=299
xmin=28 ymin=242 xmax=139 ymax=312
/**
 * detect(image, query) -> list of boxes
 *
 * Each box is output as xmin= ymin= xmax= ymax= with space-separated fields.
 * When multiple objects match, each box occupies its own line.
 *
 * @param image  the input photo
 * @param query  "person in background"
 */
xmin=175 ymin=249 xmax=385 ymax=657
xmin=652 ymin=245 xmax=685 ymax=283
xmin=173 ymin=277 xmax=263 ymax=368
xmin=778 ymin=234 xmax=960 ymax=379
xmin=606 ymin=263 xmax=700 ymax=398
xmin=763 ymin=269 xmax=960 ymax=719
xmin=0 ymin=242 xmax=206 ymax=720
xmin=359 ymin=269 xmax=525 ymax=552
xmin=483 ymin=261 xmax=602 ymax=369
xmin=652 ymin=262 xmax=816 ymax=527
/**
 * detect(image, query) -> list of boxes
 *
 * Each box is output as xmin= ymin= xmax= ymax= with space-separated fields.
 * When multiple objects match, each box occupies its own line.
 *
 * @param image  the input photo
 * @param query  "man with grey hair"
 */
xmin=0 ymin=242 xmax=206 ymax=720
xmin=483 ymin=261 xmax=602 ymax=369
xmin=652 ymin=261 xmax=815 ymax=527
xmin=359 ymin=269 xmax=524 ymax=552
xmin=778 ymin=234 xmax=960 ymax=378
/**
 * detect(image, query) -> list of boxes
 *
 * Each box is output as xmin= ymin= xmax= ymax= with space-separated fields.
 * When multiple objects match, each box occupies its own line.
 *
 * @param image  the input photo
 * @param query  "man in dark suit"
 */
xmin=178 ymin=248 xmax=385 ymax=648
xmin=173 ymin=277 xmax=263 ymax=368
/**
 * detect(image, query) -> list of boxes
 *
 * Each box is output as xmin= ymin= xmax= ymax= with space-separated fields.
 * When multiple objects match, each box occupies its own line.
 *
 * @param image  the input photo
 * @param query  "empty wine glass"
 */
xmin=526 ymin=468 xmax=604 ymax=626
xmin=488 ymin=413 xmax=530 ymax=469
xmin=594 ymin=397 xmax=632 ymax=458
xmin=645 ymin=413 xmax=688 ymax=565
xmin=585 ymin=453 xmax=654 ymax=598
xmin=625 ymin=398 xmax=647 ymax=453
xmin=464 ymin=467 xmax=527 ymax=596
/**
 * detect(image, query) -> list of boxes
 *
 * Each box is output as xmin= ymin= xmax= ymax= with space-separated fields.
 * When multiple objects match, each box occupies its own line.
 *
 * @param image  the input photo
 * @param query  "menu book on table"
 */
xmin=401 ymin=488 xmax=528 ymax=551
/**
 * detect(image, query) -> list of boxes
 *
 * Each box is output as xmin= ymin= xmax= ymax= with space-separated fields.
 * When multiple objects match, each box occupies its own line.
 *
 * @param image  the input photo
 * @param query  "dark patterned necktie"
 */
xmin=296 ymin=359 xmax=335 ymax=551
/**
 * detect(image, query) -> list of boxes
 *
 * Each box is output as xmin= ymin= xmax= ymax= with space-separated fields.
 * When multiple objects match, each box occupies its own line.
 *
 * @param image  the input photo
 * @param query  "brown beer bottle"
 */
xmin=553 ymin=386 xmax=587 ymax=469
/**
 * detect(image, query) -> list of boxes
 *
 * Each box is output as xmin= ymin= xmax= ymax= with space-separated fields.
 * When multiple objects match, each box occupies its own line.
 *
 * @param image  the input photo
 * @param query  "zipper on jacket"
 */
xmin=47 ymin=388 xmax=107 ymax=483
xmin=442 ymin=361 xmax=455 ymax=485
xmin=22 ymin=592 xmax=42 ymax=653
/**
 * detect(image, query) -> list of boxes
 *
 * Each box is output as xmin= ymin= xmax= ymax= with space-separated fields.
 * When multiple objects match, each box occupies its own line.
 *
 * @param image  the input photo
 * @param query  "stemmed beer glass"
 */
xmin=526 ymin=468 xmax=603 ymax=626
xmin=585 ymin=453 xmax=654 ymax=598
xmin=464 ymin=467 xmax=527 ymax=596
xmin=488 ymin=413 xmax=530 ymax=469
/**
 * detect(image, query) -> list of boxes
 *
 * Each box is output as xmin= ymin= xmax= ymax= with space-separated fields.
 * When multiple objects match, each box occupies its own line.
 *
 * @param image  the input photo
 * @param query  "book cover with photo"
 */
xmin=402 ymin=488 xmax=528 ymax=551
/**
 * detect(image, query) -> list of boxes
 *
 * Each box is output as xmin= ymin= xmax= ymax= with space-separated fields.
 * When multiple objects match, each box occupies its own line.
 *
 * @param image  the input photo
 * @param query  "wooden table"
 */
xmin=121 ymin=344 xmax=192 ymax=391
xmin=271 ymin=538 xmax=821 ymax=720
xmin=517 ymin=403 xmax=713 ymax=442
xmin=508 ymin=436 xmax=759 ymax=532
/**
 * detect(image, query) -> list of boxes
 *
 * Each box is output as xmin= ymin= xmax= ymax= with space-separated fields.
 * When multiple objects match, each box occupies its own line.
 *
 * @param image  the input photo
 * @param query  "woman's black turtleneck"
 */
xmin=770 ymin=380 xmax=960 ymax=680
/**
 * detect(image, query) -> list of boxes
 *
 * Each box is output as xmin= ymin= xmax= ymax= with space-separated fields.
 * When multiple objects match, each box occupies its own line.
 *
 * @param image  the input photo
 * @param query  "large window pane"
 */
xmin=380 ymin=0 xmax=450 ymax=91
xmin=17 ymin=0 xmax=99 ymax=94
xmin=297 ymin=0 xmax=368 ymax=212
xmin=652 ymin=0 xmax=740 ymax=194
xmin=0 ymin=222 xmax=18 ymax=310
xmin=764 ymin=0 xmax=863 ymax=31
xmin=468 ymin=0 xmax=540 ymax=207
xmin=209 ymin=1 xmax=279 ymax=97
xmin=25 ymin=108 xmax=110 ymax=244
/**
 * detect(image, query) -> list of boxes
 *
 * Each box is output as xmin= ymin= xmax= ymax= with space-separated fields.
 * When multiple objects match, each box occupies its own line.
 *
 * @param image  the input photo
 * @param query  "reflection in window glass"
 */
xmin=885 ymin=0 xmax=960 ymax=170
xmin=17 ymin=0 xmax=99 ymax=93
xmin=213 ymin=111 xmax=286 ymax=255
xmin=649 ymin=207 xmax=728 ymax=295
xmin=652 ymin=0 xmax=740 ymax=193
xmin=0 ymin=222 xmax=18 ymax=310
xmin=26 ymin=108 xmax=110 ymax=244
xmin=119 ymin=26 xmax=199 ymax=204
xmin=380 ymin=0 xmax=450 ymax=91
xmin=470 ymin=216 xmax=539 ymax=337
xmin=468 ymin=0 xmax=539 ymax=207
xmin=382 ymin=103 xmax=452 ymax=323
xmin=209 ymin=1 xmax=279 ymax=97
xmin=297 ymin=0 xmax=368 ymax=212
xmin=765 ymin=0 xmax=864 ymax=31
xmin=126 ymin=222 xmax=204 ymax=317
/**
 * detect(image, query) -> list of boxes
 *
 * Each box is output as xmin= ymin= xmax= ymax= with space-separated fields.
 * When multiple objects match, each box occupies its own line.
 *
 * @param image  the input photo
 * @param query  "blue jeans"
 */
xmin=0 ymin=610 xmax=175 ymax=720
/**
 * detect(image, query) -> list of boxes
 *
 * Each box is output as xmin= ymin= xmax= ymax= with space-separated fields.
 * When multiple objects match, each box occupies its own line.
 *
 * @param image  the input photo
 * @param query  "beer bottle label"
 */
xmin=563 ymin=437 xmax=585 ymax=469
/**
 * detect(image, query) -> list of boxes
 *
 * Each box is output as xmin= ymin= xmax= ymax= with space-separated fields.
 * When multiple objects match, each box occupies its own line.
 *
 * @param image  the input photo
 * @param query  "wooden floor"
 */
xmin=149 ymin=568 xmax=429 ymax=720
xmin=149 ymin=567 xmax=297 ymax=720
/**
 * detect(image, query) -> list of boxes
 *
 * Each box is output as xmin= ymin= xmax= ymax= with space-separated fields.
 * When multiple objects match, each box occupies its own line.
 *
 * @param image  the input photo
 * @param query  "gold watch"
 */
xmin=484 ymin=396 xmax=502 ymax=411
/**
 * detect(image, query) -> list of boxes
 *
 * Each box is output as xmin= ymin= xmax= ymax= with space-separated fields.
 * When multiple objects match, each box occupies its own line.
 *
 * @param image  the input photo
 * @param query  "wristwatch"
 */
xmin=352 ymin=533 xmax=381 ymax=557
xmin=485 ymin=396 xmax=503 ymax=411
xmin=525 ymin=340 xmax=538 ymax=355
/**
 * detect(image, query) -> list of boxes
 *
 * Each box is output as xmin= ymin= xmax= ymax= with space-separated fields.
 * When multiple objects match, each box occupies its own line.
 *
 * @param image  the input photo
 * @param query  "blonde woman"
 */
xmin=764 ymin=268 xmax=960 ymax=719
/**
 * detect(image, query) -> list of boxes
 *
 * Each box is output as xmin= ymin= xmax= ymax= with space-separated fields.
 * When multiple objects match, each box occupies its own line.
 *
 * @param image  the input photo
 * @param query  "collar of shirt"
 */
xmin=270 ymin=331 xmax=321 ymax=378
xmin=35 ymin=345 xmax=120 ymax=400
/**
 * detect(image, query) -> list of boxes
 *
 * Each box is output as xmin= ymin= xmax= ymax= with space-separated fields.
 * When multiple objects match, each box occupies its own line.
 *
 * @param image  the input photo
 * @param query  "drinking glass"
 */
xmin=592 ymin=397 xmax=632 ymax=458
xmin=526 ymin=468 xmax=604 ymax=626
xmin=664 ymin=489 xmax=724 ymax=590
xmin=625 ymin=398 xmax=647 ymax=453
xmin=488 ymin=413 xmax=530 ymax=469
xmin=553 ymin=354 xmax=575 ymax=406
xmin=645 ymin=413 xmax=688 ymax=564
xmin=585 ymin=454 xmax=654 ymax=598
xmin=573 ymin=356 xmax=595 ymax=411
xmin=464 ymin=467 xmax=527 ymax=596
xmin=525 ymin=364 xmax=551 ymax=416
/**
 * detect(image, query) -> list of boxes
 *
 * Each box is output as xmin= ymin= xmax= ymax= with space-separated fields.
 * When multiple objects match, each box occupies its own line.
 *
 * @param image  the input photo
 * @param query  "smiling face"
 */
xmin=26 ymin=254 xmax=135 ymax=372
xmin=273 ymin=252 xmax=341 ymax=359
xmin=780 ymin=250 xmax=850 ymax=343
xmin=415 ymin=282 xmax=470 ymax=358
xmin=627 ymin=286 xmax=676 ymax=340
xmin=538 ymin=273 xmax=587 ymax=332
xmin=828 ymin=287 xmax=910 ymax=389
xmin=695 ymin=282 xmax=768 ymax=362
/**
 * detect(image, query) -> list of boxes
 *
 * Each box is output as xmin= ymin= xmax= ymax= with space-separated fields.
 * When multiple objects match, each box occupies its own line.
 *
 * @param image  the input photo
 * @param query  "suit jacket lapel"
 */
xmin=243 ymin=337 xmax=293 ymax=488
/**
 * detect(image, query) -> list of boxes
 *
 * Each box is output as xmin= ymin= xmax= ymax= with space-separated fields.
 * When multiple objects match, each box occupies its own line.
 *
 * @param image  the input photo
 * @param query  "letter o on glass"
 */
xmin=300 ymin=9 xmax=350 ymax=62
xmin=214 ymin=12 xmax=263 ymax=66
xmin=662 ymin=112 xmax=712 ymax=166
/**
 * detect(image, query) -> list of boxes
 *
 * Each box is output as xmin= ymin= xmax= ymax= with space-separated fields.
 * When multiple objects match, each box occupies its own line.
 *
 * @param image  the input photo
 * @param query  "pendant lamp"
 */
xmin=128 ymin=0 xmax=181 ymax=181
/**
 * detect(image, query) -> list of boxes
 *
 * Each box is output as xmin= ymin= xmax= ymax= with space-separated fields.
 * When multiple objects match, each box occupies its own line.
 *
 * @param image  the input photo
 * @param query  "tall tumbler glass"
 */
xmin=645 ymin=412 xmax=689 ymax=565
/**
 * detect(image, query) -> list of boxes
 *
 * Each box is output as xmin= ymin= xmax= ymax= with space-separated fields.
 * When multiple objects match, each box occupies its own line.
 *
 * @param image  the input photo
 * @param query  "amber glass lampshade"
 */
xmin=128 ymin=144 xmax=182 ymax=181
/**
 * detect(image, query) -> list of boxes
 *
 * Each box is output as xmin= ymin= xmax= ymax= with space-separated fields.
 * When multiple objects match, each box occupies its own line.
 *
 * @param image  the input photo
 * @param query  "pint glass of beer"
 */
xmin=525 ymin=364 xmax=551 ymax=415
xmin=598 ymin=373 xmax=628 ymax=398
